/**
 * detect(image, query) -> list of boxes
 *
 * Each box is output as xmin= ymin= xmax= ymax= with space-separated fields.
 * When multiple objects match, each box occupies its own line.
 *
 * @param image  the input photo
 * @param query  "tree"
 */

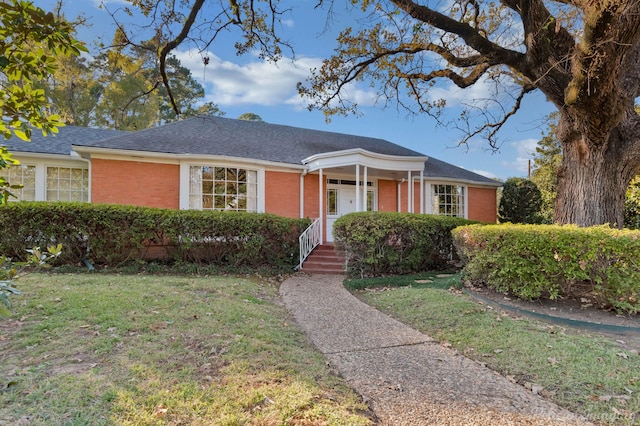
xmin=0 ymin=0 xmax=86 ymax=140
xmin=498 ymin=178 xmax=543 ymax=224
xmin=238 ymin=113 xmax=263 ymax=121
xmin=0 ymin=0 xmax=87 ymax=203
xmin=533 ymin=113 xmax=640 ymax=228
xmin=530 ymin=116 xmax=562 ymax=223
xmin=44 ymin=31 xmax=223 ymax=131
xmin=295 ymin=0 xmax=640 ymax=228
xmin=102 ymin=1 xmax=288 ymax=117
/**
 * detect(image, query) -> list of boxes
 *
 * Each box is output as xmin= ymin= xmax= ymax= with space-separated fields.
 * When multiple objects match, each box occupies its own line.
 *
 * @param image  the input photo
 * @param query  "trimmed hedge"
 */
xmin=452 ymin=224 xmax=640 ymax=314
xmin=0 ymin=202 xmax=309 ymax=270
xmin=333 ymin=212 xmax=476 ymax=277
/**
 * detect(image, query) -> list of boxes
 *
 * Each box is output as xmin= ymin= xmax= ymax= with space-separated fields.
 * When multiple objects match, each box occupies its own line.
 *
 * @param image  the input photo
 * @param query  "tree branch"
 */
xmin=158 ymin=0 xmax=206 ymax=115
xmin=389 ymin=0 xmax=525 ymax=70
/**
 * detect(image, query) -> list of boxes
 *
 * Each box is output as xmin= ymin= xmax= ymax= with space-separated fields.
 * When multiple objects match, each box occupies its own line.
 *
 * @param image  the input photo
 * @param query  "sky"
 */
xmin=33 ymin=0 xmax=559 ymax=181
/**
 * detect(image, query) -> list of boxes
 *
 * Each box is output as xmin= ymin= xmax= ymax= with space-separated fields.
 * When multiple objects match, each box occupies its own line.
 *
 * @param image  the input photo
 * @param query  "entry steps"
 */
xmin=300 ymin=244 xmax=346 ymax=274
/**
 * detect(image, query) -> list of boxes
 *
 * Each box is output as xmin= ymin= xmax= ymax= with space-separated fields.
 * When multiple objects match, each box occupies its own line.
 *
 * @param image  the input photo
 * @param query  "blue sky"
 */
xmin=34 ymin=0 xmax=558 ymax=180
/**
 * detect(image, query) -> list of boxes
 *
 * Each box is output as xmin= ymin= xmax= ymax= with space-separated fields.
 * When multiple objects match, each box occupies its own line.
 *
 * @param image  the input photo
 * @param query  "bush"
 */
xmin=0 ymin=202 xmax=309 ymax=271
xmin=498 ymin=177 xmax=542 ymax=224
xmin=333 ymin=212 xmax=475 ymax=277
xmin=452 ymin=224 xmax=640 ymax=314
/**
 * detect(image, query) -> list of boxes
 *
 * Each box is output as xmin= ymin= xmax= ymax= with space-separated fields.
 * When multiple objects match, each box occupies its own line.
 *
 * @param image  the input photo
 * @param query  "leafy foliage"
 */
xmin=498 ymin=178 xmax=543 ymax=224
xmin=0 ymin=203 xmax=308 ymax=271
xmin=45 ymin=36 xmax=223 ymax=130
xmin=624 ymin=176 xmax=640 ymax=229
xmin=0 ymin=0 xmax=87 ymax=141
xmin=453 ymin=224 xmax=640 ymax=314
xmin=530 ymin=116 xmax=562 ymax=223
xmin=333 ymin=212 xmax=475 ymax=277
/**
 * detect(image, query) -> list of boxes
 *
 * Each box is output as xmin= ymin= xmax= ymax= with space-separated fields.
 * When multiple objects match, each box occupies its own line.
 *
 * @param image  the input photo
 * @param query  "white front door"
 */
xmin=326 ymin=186 xmax=370 ymax=242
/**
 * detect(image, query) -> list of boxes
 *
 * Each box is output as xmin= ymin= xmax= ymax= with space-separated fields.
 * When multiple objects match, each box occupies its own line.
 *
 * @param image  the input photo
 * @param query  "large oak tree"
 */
xmin=300 ymin=0 xmax=640 ymax=227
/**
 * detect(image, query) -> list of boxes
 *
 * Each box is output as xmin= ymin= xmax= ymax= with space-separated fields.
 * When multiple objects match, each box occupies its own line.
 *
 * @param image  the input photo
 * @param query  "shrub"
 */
xmin=333 ymin=212 xmax=475 ymax=277
xmin=0 ymin=203 xmax=309 ymax=271
xmin=498 ymin=177 xmax=542 ymax=224
xmin=452 ymin=224 xmax=640 ymax=314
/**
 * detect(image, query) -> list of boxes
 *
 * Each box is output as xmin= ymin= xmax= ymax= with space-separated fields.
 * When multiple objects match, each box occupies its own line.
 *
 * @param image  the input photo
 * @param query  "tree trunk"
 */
xmin=554 ymin=123 xmax=639 ymax=227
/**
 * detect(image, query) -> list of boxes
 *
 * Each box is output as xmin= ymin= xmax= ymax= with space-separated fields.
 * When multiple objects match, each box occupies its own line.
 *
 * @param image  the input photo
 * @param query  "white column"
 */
xmin=355 ymin=164 xmax=360 ymax=211
xmin=299 ymin=172 xmax=305 ymax=218
xmin=407 ymin=171 xmax=412 ymax=213
xmin=419 ymin=170 xmax=424 ymax=214
xmin=363 ymin=165 xmax=368 ymax=211
xmin=319 ymin=169 xmax=323 ymax=242
xmin=397 ymin=181 xmax=402 ymax=212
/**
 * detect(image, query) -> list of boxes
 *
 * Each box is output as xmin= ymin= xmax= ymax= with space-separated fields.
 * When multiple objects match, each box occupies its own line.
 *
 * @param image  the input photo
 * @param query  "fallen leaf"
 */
xmin=153 ymin=404 xmax=168 ymax=418
xmin=547 ymin=357 xmax=559 ymax=365
xmin=494 ymin=349 xmax=503 ymax=353
xmin=617 ymin=352 xmax=629 ymax=359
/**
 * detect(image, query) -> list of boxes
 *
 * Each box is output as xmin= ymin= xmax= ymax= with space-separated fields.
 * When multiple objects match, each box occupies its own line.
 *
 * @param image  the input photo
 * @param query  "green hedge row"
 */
xmin=333 ymin=212 xmax=476 ymax=277
xmin=0 ymin=202 xmax=309 ymax=270
xmin=452 ymin=224 xmax=640 ymax=314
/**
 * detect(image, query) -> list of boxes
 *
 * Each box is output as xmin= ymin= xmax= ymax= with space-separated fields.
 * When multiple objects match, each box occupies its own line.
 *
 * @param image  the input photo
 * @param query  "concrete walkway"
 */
xmin=280 ymin=274 xmax=593 ymax=425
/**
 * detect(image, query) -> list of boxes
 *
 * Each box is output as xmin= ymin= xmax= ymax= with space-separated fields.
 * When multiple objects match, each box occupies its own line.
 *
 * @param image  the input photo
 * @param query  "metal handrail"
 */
xmin=297 ymin=218 xmax=321 ymax=270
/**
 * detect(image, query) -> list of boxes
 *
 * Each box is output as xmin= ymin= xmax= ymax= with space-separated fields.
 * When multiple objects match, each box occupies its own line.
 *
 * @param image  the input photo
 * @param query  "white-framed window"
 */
xmin=46 ymin=166 xmax=89 ymax=202
xmin=189 ymin=165 xmax=258 ymax=212
xmin=0 ymin=164 xmax=36 ymax=201
xmin=432 ymin=184 xmax=465 ymax=217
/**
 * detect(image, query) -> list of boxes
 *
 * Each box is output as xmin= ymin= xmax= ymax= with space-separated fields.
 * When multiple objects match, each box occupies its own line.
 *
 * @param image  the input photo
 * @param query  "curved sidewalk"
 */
xmin=280 ymin=274 xmax=593 ymax=425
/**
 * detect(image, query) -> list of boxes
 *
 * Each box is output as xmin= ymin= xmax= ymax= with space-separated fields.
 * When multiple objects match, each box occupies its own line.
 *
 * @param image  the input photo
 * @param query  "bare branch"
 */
xmin=455 ymin=84 xmax=535 ymax=149
xmin=158 ymin=0 xmax=206 ymax=115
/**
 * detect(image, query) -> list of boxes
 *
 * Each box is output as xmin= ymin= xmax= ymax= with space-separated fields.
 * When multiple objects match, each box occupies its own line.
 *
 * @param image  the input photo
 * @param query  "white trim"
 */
xmin=72 ymin=146 xmax=307 ymax=171
xmin=303 ymin=148 xmax=428 ymax=173
xmin=319 ymin=168 xmax=324 ymax=242
xmin=5 ymin=156 xmax=90 ymax=202
xmin=178 ymin=161 xmax=265 ymax=212
xmin=355 ymin=164 xmax=360 ymax=211
xmin=428 ymin=182 xmax=468 ymax=219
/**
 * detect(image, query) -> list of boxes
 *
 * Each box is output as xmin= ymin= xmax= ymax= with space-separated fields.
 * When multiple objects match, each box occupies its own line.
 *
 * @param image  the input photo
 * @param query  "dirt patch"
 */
xmin=465 ymin=285 xmax=640 ymax=352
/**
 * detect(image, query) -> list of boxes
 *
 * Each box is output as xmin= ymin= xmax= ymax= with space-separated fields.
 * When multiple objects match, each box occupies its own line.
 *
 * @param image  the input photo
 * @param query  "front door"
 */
xmin=326 ymin=183 xmax=374 ymax=242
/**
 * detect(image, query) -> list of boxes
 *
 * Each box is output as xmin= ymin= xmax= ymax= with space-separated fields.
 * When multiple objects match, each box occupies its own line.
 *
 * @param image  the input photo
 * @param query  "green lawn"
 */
xmin=348 ymin=273 xmax=640 ymax=426
xmin=0 ymin=273 xmax=371 ymax=425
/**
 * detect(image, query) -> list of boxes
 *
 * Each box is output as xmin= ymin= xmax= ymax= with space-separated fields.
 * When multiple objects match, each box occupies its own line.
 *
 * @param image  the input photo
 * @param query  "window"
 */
xmin=0 ymin=164 xmax=36 ymax=201
xmin=189 ymin=165 xmax=258 ymax=212
xmin=432 ymin=184 xmax=465 ymax=217
xmin=327 ymin=188 xmax=338 ymax=215
xmin=46 ymin=166 xmax=89 ymax=202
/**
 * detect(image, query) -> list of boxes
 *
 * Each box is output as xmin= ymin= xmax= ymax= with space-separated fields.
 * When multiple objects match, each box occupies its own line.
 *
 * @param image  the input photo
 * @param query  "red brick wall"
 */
xmin=468 ymin=186 xmax=498 ymax=223
xmin=91 ymin=158 xmax=179 ymax=208
xmin=303 ymin=173 xmax=321 ymax=219
xmin=378 ymin=179 xmax=397 ymax=212
xmin=265 ymin=170 xmax=300 ymax=218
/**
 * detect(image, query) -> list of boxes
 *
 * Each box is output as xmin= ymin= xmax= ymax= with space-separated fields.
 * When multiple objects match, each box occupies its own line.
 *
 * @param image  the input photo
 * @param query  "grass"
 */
xmin=0 ymin=273 xmax=372 ymax=425
xmin=349 ymin=273 xmax=640 ymax=426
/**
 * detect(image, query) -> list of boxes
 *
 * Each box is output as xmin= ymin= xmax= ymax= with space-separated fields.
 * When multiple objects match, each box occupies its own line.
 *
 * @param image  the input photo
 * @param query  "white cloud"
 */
xmin=173 ymin=49 xmax=377 ymax=109
xmin=501 ymin=138 xmax=538 ymax=174
xmin=428 ymin=77 xmax=501 ymax=108
xmin=472 ymin=169 xmax=498 ymax=179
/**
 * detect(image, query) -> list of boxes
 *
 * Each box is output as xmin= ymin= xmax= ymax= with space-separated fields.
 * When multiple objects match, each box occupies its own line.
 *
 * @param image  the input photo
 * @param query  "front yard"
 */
xmin=0 ymin=273 xmax=370 ymax=425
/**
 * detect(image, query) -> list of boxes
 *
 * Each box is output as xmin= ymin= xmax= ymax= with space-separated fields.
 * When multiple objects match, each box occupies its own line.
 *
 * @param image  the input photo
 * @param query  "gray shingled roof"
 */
xmin=423 ymin=156 xmax=498 ymax=184
xmin=2 ymin=126 xmax=125 ymax=155
xmin=73 ymin=116 xmax=425 ymax=162
xmin=3 ymin=117 xmax=498 ymax=185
